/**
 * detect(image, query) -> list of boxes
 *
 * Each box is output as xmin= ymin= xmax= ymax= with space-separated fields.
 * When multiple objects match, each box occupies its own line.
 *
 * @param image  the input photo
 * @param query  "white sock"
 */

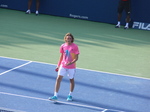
xmin=54 ymin=92 xmax=58 ymax=97
xmin=68 ymin=91 xmax=72 ymax=96
xmin=36 ymin=11 xmax=39 ymax=13
xmin=125 ymin=23 xmax=129 ymax=27
xmin=117 ymin=21 xmax=120 ymax=25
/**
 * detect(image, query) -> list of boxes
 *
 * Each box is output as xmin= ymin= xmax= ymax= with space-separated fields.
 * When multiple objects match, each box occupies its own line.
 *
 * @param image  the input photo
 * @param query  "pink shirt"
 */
xmin=60 ymin=43 xmax=80 ymax=69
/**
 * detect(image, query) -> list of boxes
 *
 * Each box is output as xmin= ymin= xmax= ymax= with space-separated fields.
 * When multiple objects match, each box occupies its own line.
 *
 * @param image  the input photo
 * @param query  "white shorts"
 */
xmin=58 ymin=66 xmax=76 ymax=79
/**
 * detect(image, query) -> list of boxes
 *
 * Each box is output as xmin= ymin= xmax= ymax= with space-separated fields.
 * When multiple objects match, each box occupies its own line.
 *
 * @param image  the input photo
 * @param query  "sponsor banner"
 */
xmin=69 ymin=14 xmax=88 ymax=20
xmin=1 ymin=0 xmax=150 ymax=25
xmin=0 ymin=4 xmax=8 ymax=8
xmin=132 ymin=22 xmax=150 ymax=31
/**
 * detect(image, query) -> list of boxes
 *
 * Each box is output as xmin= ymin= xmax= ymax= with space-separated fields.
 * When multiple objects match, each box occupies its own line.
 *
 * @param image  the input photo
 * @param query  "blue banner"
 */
xmin=1 ymin=0 xmax=150 ymax=25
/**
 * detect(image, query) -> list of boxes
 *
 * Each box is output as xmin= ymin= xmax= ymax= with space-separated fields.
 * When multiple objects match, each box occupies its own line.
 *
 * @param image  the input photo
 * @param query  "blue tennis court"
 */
xmin=0 ymin=56 xmax=150 ymax=112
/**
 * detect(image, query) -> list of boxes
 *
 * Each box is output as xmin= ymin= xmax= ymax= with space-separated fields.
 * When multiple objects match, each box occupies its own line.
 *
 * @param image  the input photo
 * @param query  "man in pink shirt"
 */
xmin=49 ymin=33 xmax=80 ymax=101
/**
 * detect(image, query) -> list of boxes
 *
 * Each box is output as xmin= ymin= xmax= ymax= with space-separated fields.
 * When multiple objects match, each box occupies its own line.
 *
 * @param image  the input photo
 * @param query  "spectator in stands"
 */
xmin=115 ymin=0 xmax=131 ymax=29
xmin=25 ymin=0 xmax=40 ymax=15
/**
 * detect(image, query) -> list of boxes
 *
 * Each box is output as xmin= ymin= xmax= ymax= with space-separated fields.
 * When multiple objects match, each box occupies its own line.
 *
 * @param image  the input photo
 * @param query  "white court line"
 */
xmin=0 ymin=91 xmax=124 ymax=112
xmin=101 ymin=109 xmax=108 ymax=112
xmin=0 ymin=61 xmax=32 ymax=75
xmin=0 ymin=56 xmax=150 ymax=80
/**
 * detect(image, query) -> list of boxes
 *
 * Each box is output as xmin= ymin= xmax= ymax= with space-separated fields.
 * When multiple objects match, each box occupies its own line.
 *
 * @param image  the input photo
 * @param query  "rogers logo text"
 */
xmin=132 ymin=22 xmax=150 ymax=31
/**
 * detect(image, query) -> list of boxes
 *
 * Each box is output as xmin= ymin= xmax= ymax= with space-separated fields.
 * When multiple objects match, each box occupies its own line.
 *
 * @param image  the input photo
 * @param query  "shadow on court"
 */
xmin=0 ymin=81 xmax=135 ymax=112
xmin=0 ymin=57 xmax=150 ymax=112
xmin=0 ymin=65 xmax=149 ymax=101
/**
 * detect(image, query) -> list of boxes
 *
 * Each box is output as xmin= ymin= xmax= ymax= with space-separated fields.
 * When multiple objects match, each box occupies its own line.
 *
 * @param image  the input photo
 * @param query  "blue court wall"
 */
xmin=1 ymin=0 xmax=150 ymax=25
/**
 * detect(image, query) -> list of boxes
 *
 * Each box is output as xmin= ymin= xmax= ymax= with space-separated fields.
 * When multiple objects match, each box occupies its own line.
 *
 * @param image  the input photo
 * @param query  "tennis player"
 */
xmin=115 ymin=0 xmax=131 ymax=29
xmin=49 ymin=33 xmax=80 ymax=101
